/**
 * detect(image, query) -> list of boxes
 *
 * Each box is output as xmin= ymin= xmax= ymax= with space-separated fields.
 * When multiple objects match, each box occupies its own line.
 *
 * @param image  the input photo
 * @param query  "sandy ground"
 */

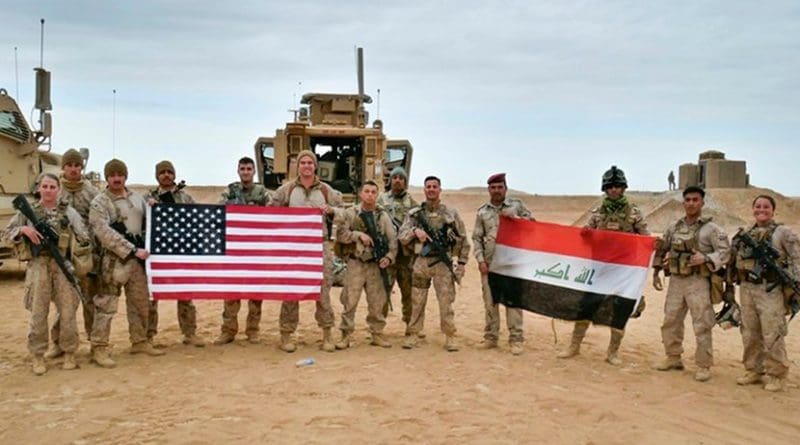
xmin=1 ymin=187 xmax=799 ymax=444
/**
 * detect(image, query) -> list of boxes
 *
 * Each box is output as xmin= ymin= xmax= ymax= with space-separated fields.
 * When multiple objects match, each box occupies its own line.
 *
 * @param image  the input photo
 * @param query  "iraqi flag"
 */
xmin=145 ymin=203 xmax=324 ymax=301
xmin=488 ymin=217 xmax=657 ymax=329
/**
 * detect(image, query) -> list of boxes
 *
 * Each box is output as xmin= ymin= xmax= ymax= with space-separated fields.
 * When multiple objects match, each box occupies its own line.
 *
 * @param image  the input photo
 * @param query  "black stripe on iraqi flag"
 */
xmin=488 ymin=273 xmax=637 ymax=330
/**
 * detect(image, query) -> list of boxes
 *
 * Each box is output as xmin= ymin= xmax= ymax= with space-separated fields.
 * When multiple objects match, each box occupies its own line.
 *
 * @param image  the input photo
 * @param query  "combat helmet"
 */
xmin=601 ymin=165 xmax=627 ymax=191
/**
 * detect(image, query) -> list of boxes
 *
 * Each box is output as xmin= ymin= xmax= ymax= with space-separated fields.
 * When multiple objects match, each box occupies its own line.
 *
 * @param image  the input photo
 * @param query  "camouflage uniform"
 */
xmin=218 ymin=182 xmax=270 ymax=341
xmin=377 ymin=189 xmax=418 ymax=327
xmin=560 ymin=198 xmax=649 ymax=363
xmin=89 ymin=189 xmax=152 ymax=351
xmin=655 ymin=216 xmax=730 ymax=375
xmin=51 ymin=176 xmax=99 ymax=341
xmin=2 ymin=201 xmax=89 ymax=366
xmin=398 ymin=202 xmax=470 ymax=348
xmin=271 ymin=178 xmax=341 ymax=348
xmin=472 ymin=197 xmax=533 ymax=346
xmin=734 ymin=222 xmax=800 ymax=390
xmin=334 ymin=204 xmax=397 ymax=344
xmin=147 ymin=186 xmax=200 ymax=342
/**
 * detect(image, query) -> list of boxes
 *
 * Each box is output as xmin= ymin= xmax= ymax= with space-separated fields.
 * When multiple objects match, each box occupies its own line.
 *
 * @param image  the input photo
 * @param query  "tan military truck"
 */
xmin=253 ymin=48 xmax=413 ymax=201
xmin=0 ymin=67 xmax=80 ymax=262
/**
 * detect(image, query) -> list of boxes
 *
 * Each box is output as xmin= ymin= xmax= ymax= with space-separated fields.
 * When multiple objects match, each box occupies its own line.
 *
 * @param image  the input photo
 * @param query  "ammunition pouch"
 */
xmin=710 ymin=272 xmax=725 ymax=305
xmin=70 ymin=237 xmax=94 ymax=278
xmin=668 ymin=251 xmax=708 ymax=277
xmin=100 ymin=253 xmax=123 ymax=296
xmin=13 ymin=239 xmax=32 ymax=262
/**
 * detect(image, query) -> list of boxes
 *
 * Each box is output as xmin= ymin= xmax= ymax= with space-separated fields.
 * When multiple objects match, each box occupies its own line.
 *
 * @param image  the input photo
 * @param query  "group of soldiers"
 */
xmin=3 ymin=152 xmax=798 ymax=393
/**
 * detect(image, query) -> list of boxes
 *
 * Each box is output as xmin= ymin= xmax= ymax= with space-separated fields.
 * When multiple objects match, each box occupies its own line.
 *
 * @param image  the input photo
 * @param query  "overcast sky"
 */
xmin=3 ymin=1 xmax=799 ymax=195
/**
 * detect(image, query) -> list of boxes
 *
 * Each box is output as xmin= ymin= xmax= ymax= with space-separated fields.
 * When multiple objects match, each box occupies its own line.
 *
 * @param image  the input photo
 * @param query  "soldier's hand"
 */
xmin=359 ymin=233 xmax=374 ymax=246
xmin=688 ymin=250 xmax=706 ymax=267
xmin=413 ymin=228 xmax=430 ymax=242
xmin=652 ymin=270 xmax=663 ymax=291
xmin=20 ymin=226 xmax=43 ymax=245
xmin=379 ymin=257 xmax=391 ymax=269
xmin=134 ymin=248 xmax=150 ymax=260
xmin=478 ymin=261 xmax=489 ymax=275
xmin=146 ymin=197 xmax=157 ymax=207
xmin=580 ymin=226 xmax=592 ymax=237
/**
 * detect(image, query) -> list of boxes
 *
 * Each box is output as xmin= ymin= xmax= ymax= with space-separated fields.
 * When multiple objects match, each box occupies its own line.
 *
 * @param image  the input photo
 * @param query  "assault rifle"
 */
xmin=416 ymin=208 xmax=459 ymax=284
xmin=735 ymin=229 xmax=800 ymax=321
xmin=157 ymin=180 xmax=186 ymax=204
xmin=359 ymin=210 xmax=393 ymax=311
xmin=12 ymin=195 xmax=84 ymax=301
xmin=110 ymin=220 xmax=145 ymax=265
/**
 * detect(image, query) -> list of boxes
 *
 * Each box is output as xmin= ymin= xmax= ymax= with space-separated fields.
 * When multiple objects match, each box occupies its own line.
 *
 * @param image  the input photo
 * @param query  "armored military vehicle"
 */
xmin=253 ymin=48 xmax=413 ymax=202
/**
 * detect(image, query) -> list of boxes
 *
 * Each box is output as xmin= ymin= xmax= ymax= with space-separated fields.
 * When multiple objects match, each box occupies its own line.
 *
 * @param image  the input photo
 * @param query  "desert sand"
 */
xmin=1 ymin=186 xmax=798 ymax=444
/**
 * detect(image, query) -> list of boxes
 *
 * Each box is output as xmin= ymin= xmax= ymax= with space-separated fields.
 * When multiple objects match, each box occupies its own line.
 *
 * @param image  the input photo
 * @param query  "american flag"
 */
xmin=145 ymin=203 xmax=324 ymax=300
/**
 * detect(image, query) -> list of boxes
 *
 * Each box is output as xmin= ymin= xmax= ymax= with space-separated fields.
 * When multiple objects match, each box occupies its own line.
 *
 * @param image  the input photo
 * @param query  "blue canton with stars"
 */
xmin=150 ymin=204 xmax=226 ymax=255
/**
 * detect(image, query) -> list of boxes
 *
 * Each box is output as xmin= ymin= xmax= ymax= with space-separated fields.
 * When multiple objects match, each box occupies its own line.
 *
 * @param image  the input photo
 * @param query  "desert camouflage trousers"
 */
xmin=280 ymin=243 xmax=335 ymax=333
xmin=220 ymin=299 xmax=262 ymax=337
xmin=51 ymin=273 xmax=97 ymax=342
xmin=407 ymin=257 xmax=457 ymax=336
xmin=24 ymin=257 xmax=81 ymax=356
xmin=90 ymin=260 xmax=150 ymax=347
xmin=339 ymin=259 xmax=388 ymax=334
xmin=149 ymin=299 xmax=198 ymax=338
xmin=740 ymin=282 xmax=790 ymax=378
xmin=383 ymin=252 xmax=413 ymax=326
xmin=660 ymin=274 xmax=715 ymax=367
xmin=481 ymin=274 xmax=523 ymax=343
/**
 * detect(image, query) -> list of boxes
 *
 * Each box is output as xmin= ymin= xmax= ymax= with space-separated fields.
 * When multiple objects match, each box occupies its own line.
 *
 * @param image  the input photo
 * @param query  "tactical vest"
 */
xmin=412 ymin=204 xmax=457 ymax=257
xmin=668 ymin=218 xmax=711 ymax=277
xmin=14 ymin=202 xmax=73 ymax=262
xmin=335 ymin=207 xmax=385 ymax=261
xmin=735 ymin=222 xmax=785 ymax=282
xmin=596 ymin=205 xmax=634 ymax=233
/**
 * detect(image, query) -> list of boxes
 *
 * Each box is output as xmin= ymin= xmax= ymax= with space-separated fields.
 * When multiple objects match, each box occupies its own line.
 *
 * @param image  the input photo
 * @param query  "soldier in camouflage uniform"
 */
xmin=2 ymin=173 xmax=91 ymax=374
xmin=558 ymin=166 xmax=649 ymax=365
xmin=89 ymin=159 xmax=164 ymax=368
xmin=146 ymin=160 xmax=205 ymax=347
xmin=732 ymin=195 xmax=800 ymax=392
xmin=473 ymin=173 xmax=534 ymax=355
xmin=214 ymin=157 xmax=271 ymax=345
xmin=334 ymin=180 xmax=397 ymax=349
xmin=398 ymin=175 xmax=470 ymax=351
xmin=652 ymin=186 xmax=730 ymax=382
xmin=377 ymin=166 xmax=418 ymax=331
xmin=45 ymin=149 xmax=99 ymax=360
xmin=271 ymin=150 xmax=342 ymax=353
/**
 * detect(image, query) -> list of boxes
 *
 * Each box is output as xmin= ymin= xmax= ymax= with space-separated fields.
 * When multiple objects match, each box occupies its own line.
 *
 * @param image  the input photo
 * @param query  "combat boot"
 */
xmin=182 ymin=334 xmax=206 ymax=347
xmin=370 ymin=333 xmax=392 ymax=348
xmin=477 ymin=340 xmax=498 ymax=350
xmin=655 ymin=356 xmax=684 ymax=371
xmin=32 ymin=355 xmax=46 ymax=376
xmin=321 ymin=328 xmax=335 ymax=352
xmin=92 ymin=347 xmax=117 ymax=368
xmin=213 ymin=332 xmax=236 ymax=346
xmin=44 ymin=343 xmax=64 ymax=359
xmin=279 ymin=333 xmax=296 ymax=353
xmin=694 ymin=367 xmax=712 ymax=382
xmin=557 ymin=320 xmax=589 ymax=359
xmin=509 ymin=342 xmax=524 ymax=356
xmin=62 ymin=353 xmax=78 ymax=371
xmin=246 ymin=332 xmax=261 ymax=344
xmin=606 ymin=328 xmax=624 ymax=366
xmin=736 ymin=371 xmax=763 ymax=386
xmin=401 ymin=334 xmax=417 ymax=349
xmin=444 ymin=335 xmax=460 ymax=352
xmin=130 ymin=341 xmax=166 ymax=356
xmin=335 ymin=332 xmax=352 ymax=350
xmin=763 ymin=375 xmax=785 ymax=392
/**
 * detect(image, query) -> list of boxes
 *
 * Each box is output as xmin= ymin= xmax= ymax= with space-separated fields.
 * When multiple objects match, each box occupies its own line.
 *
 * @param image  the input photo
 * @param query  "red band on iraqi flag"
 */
xmin=145 ymin=203 xmax=324 ymax=301
xmin=488 ymin=217 xmax=657 ymax=329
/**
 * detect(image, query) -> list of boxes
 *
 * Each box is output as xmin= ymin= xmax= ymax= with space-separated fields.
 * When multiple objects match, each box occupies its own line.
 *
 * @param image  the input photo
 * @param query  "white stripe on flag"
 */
xmin=149 ymin=255 xmax=323 ymax=265
xmin=491 ymin=244 xmax=649 ymax=301
xmin=149 ymin=284 xmax=322 ymax=293
xmin=225 ymin=242 xmax=323 ymax=251
xmin=226 ymin=213 xmax=322 ymax=223
xmin=226 ymin=227 xmax=322 ymax=236
xmin=149 ymin=269 xmax=322 ymax=279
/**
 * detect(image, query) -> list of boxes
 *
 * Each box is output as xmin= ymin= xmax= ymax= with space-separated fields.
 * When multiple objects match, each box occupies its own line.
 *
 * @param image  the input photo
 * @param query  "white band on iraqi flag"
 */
xmin=488 ymin=217 xmax=657 ymax=329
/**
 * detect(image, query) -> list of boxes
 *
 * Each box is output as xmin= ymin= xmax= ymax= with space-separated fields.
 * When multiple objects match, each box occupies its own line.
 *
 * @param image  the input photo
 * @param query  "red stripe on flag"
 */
xmin=149 ymin=262 xmax=323 ymax=272
xmin=224 ymin=249 xmax=321 ymax=257
xmin=152 ymin=292 xmax=319 ymax=301
xmin=496 ymin=217 xmax=656 ymax=267
xmin=226 ymin=220 xmax=324 ymax=230
xmin=225 ymin=234 xmax=323 ymax=243
xmin=152 ymin=277 xmax=321 ymax=285
xmin=226 ymin=205 xmax=323 ymax=216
